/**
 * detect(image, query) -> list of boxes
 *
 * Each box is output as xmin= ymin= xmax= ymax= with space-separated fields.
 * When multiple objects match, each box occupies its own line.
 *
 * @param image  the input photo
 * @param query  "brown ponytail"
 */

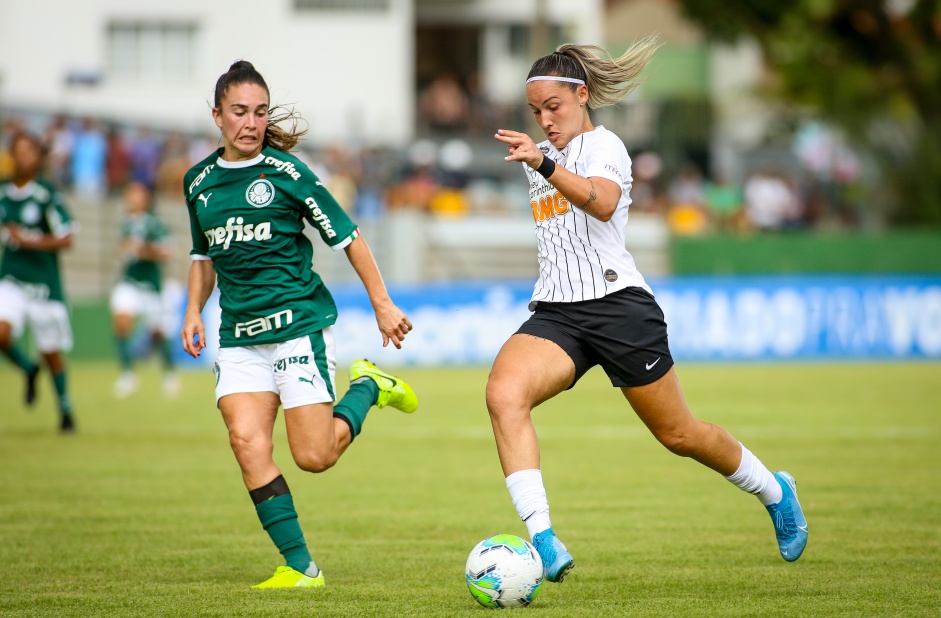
xmin=213 ymin=60 xmax=307 ymax=152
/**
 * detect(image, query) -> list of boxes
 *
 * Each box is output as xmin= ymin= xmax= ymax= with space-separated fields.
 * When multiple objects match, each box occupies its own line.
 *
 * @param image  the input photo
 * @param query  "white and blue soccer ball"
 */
xmin=465 ymin=534 xmax=544 ymax=608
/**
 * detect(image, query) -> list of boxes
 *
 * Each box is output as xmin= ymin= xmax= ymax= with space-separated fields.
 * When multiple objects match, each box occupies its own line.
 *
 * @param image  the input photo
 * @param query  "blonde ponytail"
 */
xmin=527 ymin=37 xmax=661 ymax=110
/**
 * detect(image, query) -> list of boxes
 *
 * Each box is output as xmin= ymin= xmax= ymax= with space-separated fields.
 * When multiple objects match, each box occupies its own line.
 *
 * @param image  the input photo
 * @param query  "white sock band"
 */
xmin=505 ymin=469 xmax=552 ymax=539
xmin=725 ymin=443 xmax=783 ymax=506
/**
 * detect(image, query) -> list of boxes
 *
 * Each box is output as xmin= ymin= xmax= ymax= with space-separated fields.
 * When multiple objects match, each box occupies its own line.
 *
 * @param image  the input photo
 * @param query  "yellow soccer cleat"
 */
xmin=349 ymin=359 xmax=418 ymax=413
xmin=251 ymin=565 xmax=325 ymax=589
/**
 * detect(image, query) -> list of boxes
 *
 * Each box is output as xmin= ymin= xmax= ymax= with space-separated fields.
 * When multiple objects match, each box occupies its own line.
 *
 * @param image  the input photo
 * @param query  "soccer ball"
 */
xmin=465 ymin=534 xmax=544 ymax=608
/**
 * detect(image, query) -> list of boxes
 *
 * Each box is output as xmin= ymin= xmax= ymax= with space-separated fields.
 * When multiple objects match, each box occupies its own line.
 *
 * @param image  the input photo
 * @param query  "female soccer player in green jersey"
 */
xmin=181 ymin=61 xmax=418 ymax=589
xmin=0 ymin=132 xmax=77 ymax=432
xmin=488 ymin=42 xmax=807 ymax=583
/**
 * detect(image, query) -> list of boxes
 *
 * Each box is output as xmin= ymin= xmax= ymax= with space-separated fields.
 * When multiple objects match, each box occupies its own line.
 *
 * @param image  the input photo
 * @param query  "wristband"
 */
xmin=535 ymin=155 xmax=556 ymax=179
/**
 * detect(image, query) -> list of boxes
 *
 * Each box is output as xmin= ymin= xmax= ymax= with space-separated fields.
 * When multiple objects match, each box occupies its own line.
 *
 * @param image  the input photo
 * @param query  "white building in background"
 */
xmin=0 ymin=0 xmax=601 ymax=146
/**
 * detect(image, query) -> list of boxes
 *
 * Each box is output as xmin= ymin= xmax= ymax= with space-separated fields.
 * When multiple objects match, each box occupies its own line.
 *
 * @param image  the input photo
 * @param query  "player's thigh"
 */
xmin=283 ymin=401 xmax=339 ymax=467
xmin=0 ymin=280 xmax=29 ymax=338
xmin=621 ymin=367 xmax=697 ymax=436
xmin=27 ymin=300 xmax=73 ymax=353
xmin=218 ymin=391 xmax=280 ymax=457
xmin=273 ymin=329 xmax=337 ymax=410
xmin=488 ymin=333 xmax=577 ymax=411
xmin=214 ymin=345 xmax=279 ymax=406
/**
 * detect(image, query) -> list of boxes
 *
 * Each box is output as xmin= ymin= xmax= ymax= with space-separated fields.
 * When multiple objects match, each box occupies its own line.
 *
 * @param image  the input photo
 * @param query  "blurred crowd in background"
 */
xmin=0 ymin=99 xmax=866 ymax=236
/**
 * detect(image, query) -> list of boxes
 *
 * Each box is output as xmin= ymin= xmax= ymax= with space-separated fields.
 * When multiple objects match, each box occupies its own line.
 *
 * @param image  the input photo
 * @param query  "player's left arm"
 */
xmin=344 ymin=235 xmax=412 ymax=350
xmin=495 ymin=129 xmax=621 ymax=222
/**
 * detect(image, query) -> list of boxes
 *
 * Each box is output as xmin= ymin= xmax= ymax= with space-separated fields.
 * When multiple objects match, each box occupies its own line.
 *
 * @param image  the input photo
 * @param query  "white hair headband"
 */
xmin=526 ymin=75 xmax=586 ymax=85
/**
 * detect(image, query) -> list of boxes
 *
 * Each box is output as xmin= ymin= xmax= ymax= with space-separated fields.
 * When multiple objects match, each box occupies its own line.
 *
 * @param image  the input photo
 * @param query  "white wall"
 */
xmin=0 ymin=0 xmax=414 ymax=145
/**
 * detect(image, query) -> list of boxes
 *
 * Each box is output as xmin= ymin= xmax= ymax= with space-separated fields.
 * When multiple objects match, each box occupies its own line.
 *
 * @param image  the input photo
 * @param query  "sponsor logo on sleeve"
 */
xmin=304 ymin=194 xmax=337 ymax=239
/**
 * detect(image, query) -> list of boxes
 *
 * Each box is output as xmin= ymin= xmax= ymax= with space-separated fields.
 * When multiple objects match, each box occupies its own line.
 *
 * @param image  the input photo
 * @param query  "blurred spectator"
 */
xmin=666 ymin=162 xmax=709 ymax=236
xmin=703 ymin=176 xmax=744 ymax=231
xmin=744 ymin=167 xmax=803 ymax=231
xmin=189 ymin=133 xmax=217 ymax=165
xmin=418 ymin=71 xmax=469 ymax=134
xmin=466 ymin=71 xmax=497 ymax=134
xmin=352 ymin=147 xmax=385 ymax=221
xmin=129 ymin=127 xmax=162 ymax=189
xmin=322 ymin=145 xmax=359 ymax=211
xmin=71 ymin=117 xmax=107 ymax=198
xmin=630 ymin=151 xmax=667 ymax=213
xmin=105 ymin=125 xmax=131 ymax=193
xmin=156 ymin=132 xmax=190 ymax=196
xmin=43 ymin=114 xmax=73 ymax=188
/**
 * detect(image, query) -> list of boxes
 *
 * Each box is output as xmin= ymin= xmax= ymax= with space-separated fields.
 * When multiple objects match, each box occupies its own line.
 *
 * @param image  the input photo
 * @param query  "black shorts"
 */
xmin=516 ymin=286 xmax=674 ymax=388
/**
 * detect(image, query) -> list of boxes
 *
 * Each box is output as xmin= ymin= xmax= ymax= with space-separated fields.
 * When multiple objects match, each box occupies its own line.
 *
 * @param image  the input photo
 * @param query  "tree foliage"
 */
xmin=678 ymin=0 xmax=941 ymax=225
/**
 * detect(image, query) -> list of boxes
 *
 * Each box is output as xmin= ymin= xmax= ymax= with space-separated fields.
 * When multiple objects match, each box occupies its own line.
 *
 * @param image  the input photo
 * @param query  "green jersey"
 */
xmin=120 ymin=211 xmax=170 ymax=292
xmin=0 ymin=179 xmax=74 ymax=302
xmin=184 ymin=146 xmax=359 ymax=348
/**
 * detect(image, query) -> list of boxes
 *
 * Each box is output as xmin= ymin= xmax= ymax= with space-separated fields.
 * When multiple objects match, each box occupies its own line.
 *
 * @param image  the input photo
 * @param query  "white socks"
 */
xmin=506 ymin=469 xmax=552 ymax=539
xmin=725 ymin=443 xmax=783 ymax=506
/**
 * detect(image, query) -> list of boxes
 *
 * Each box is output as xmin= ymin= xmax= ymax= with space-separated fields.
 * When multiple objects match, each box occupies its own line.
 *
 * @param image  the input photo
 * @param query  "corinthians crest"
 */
xmin=245 ymin=178 xmax=275 ymax=207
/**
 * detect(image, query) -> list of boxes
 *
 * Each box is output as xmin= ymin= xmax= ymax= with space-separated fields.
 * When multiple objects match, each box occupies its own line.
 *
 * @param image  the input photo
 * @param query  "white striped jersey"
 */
xmin=524 ymin=125 xmax=650 ymax=310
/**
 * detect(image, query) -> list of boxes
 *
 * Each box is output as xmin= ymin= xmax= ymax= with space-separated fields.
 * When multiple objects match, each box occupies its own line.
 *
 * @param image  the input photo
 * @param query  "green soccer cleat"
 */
xmin=349 ymin=359 xmax=418 ymax=413
xmin=251 ymin=565 xmax=325 ymax=589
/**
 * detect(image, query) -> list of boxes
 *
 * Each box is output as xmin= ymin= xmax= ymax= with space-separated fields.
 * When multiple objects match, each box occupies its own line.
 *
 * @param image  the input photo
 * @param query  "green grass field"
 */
xmin=1 ymin=361 xmax=939 ymax=617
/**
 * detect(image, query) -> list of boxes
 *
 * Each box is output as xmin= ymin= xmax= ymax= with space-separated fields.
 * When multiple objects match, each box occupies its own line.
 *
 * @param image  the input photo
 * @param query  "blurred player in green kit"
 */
xmin=0 ymin=132 xmax=77 ymax=432
xmin=110 ymin=180 xmax=179 ymax=399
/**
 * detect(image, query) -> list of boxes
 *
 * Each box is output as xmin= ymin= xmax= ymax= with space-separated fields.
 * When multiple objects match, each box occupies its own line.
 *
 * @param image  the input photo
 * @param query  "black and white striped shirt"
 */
xmin=525 ymin=125 xmax=650 ymax=310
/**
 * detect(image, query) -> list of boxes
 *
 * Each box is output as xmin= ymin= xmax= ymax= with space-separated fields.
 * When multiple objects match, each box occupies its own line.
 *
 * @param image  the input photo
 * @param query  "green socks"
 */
xmin=250 ymin=476 xmax=313 ymax=574
xmin=51 ymin=371 xmax=72 ymax=417
xmin=159 ymin=339 xmax=175 ymax=371
xmin=333 ymin=378 xmax=379 ymax=441
xmin=2 ymin=344 xmax=37 ymax=374
xmin=116 ymin=337 xmax=133 ymax=371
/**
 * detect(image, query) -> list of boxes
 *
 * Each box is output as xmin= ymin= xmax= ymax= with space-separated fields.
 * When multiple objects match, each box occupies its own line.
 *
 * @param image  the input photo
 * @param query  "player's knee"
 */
xmin=0 ymin=322 xmax=12 ymax=348
xmin=293 ymin=449 xmax=338 ymax=474
xmin=228 ymin=430 xmax=272 ymax=464
xmin=485 ymin=377 xmax=527 ymax=419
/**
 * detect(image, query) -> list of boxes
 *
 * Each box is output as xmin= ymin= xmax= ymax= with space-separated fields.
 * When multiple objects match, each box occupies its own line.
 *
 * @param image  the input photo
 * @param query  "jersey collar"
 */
xmin=215 ymin=152 xmax=265 ymax=169
xmin=4 ymin=180 xmax=39 ymax=200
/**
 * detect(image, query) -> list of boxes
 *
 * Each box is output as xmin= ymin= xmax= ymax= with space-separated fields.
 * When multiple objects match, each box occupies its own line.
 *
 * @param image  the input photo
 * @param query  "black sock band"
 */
xmin=333 ymin=412 xmax=356 ymax=443
xmin=249 ymin=474 xmax=290 ymax=505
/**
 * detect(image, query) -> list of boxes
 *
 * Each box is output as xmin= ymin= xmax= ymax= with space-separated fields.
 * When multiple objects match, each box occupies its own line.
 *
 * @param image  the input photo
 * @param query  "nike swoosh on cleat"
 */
xmin=798 ymin=526 xmax=808 ymax=533
xmin=645 ymin=358 xmax=661 ymax=371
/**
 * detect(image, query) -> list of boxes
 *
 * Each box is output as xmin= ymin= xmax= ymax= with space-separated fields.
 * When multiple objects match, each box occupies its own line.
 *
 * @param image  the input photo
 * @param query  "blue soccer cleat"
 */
xmin=532 ymin=528 xmax=575 ymax=583
xmin=765 ymin=471 xmax=808 ymax=562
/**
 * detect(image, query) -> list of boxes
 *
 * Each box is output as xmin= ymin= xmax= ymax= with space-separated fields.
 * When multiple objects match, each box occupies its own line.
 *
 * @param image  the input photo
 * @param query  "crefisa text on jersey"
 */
xmin=305 ymin=194 xmax=337 ymax=239
xmin=264 ymin=155 xmax=301 ymax=181
xmin=235 ymin=309 xmax=293 ymax=339
xmin=204 ymin=216 xmax=273 ymax=250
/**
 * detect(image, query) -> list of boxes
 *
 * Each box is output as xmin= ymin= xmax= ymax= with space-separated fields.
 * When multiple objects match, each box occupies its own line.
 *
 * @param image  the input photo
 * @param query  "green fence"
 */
xmin=671 ymin=230 xmax=941 ymax=275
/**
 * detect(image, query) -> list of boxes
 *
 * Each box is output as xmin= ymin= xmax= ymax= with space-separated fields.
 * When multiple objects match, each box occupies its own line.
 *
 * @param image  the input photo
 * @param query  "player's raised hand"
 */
xmin=494 ymin=130 xmax=542 ymax=169
xmin=373 ymin=299 xmax=413 ymax=349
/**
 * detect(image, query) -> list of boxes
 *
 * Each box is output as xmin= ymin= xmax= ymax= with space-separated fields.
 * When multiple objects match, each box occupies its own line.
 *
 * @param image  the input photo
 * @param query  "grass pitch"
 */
xmin=1 ymin=361 xmax=939 ymax=617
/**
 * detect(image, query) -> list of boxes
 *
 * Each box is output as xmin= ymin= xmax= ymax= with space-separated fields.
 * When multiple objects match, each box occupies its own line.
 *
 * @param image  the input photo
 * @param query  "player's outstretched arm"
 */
xmin=343 ymin=234 xmax=413 ymax=349
xmin=494 ymin=129 xmax=620 ymax=222
xmin=181 ymin=259 xmax=215 ymax=358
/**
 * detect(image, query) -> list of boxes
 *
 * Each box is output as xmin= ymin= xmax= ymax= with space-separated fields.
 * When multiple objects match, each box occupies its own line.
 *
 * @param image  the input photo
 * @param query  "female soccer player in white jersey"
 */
xmin=489 ymin=42 xmax=807 ymax=582
xmin=181 ymin=61 xmax=418 ymax=589
xmin=0 ymin=132 xmax=77 ymax=432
